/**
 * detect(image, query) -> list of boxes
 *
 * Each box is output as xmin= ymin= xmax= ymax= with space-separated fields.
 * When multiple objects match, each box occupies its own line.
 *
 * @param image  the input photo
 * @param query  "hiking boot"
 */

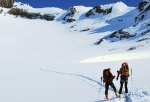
xmin=125 ymin=93 xmax=128 ymax=98
xmin=118 ymin=94 xmax=121 ymax=98
xmin=115 ymin=92 xmax=119 ymax=97
xmin=106 ymin=95 xmax=109 ymax=100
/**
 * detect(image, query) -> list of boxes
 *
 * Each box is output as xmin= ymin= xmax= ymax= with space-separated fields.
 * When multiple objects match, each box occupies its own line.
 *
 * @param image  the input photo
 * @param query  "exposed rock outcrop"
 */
xmin=86 ymin=5 xmax=112 ymax=17
xmin=63 ymin=7 xmax=77 ymax=23
xmin=0 ymin=0 xmax=14 ymax=8
xmin=8 ymin=8 xmax=55 ymax=21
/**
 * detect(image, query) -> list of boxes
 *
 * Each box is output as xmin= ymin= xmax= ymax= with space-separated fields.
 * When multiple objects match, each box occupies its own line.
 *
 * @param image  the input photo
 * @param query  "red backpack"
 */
xmin=119 ymin=62 xmax=129 ymax=76
xmin=103 ymin=69 xmax=108 ymax=83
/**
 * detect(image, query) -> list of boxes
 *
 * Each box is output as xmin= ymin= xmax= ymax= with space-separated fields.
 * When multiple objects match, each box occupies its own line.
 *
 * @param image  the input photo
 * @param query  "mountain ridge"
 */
xmin=0 ymin=1 xmax=150 ymax=50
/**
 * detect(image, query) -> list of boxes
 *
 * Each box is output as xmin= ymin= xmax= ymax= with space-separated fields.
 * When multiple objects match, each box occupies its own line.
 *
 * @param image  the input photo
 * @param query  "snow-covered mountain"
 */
xmin=0 ymin=0 xmax=150 ymax=102
xmin=2 ymin=1 xmax=149 ymax=48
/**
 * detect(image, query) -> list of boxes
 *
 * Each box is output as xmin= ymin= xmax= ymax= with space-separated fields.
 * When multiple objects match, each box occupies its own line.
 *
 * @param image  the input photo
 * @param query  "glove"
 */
xmin=117 ymin=71 xmax=119 ymax=74
xmin=113 ymin=76 xmax=115 ymax=79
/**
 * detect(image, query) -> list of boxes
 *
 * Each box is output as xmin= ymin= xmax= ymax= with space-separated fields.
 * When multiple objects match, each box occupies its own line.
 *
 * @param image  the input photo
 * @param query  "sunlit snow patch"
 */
xmin=81 ymin=51 xmax=150 ymax=63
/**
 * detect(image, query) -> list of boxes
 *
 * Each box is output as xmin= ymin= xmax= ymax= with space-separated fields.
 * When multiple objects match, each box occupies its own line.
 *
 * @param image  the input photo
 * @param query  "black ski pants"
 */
xmin=105 ymin=81 xmax=117 ymax=95
xmin=119 ymin=76 xmax=128 ymax=94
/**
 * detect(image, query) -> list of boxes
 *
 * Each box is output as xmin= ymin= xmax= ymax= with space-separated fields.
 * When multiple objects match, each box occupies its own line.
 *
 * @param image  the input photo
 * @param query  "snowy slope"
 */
xmin=0 ymin=1 xmax=150 ymax=102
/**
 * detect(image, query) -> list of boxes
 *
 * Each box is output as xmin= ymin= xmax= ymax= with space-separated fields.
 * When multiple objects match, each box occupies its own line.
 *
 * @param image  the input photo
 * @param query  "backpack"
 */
xmin=122 ymin=65 xmax=129 ymax=76
xmin=103 ymin=69 xmax=108 ymax=83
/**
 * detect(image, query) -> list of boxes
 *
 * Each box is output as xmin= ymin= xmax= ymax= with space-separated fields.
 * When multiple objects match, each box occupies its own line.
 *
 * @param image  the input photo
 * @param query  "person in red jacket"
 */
xmin=116 ymin=62 xmax=130 ymax=98
xmin=104 ymin=68 xmax=118 ymax=100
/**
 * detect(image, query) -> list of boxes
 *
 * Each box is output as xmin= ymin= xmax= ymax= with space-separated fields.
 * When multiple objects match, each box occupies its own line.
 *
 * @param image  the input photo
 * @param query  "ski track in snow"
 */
xmin=29 ymin=64 xmax=150 ymax=102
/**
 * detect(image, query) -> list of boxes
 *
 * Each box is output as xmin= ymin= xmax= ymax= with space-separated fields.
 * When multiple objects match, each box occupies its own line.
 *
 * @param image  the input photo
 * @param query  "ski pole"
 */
xmin=131 ymin=68 xmax=133 ymax=82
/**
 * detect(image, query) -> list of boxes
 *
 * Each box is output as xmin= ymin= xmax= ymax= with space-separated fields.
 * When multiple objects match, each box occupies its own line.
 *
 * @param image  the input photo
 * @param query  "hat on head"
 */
xmin=123 ymin=62 xmax=128 ymax=65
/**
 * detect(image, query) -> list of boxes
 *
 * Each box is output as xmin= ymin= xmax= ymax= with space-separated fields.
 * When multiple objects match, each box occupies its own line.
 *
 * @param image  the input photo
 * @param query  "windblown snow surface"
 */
xmin=0 ymin=1 xmax=150 ymax=102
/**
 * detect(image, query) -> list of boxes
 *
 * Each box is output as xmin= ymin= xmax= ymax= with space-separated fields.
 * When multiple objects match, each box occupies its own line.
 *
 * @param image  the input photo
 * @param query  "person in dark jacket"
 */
xmin=116 ymin=62 xmax=130 ymax=98
xmin=105 ymin=68 xmax=118 ymax=100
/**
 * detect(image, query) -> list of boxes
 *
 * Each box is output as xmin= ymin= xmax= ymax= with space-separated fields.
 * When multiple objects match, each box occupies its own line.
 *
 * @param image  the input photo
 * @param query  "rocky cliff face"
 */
xmin=135 ymin=0 xmax=150 ymax=22
xmin=62 ymin=7 xmax=77 ymax=23
xmin=7 ymin=8 xmax=55 ymax=21
xmin=0 ymin=0 xmax=14 ymax=8
xmin=86 ymin=5 xmax=112 ymax=17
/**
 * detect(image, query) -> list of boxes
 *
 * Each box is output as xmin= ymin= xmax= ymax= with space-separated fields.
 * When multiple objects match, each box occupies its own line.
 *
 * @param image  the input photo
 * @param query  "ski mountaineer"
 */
xmin=103 ymin=68 xmax=119 ymax=100
xmin=116 ymin=62 xmax=130 ymax=98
